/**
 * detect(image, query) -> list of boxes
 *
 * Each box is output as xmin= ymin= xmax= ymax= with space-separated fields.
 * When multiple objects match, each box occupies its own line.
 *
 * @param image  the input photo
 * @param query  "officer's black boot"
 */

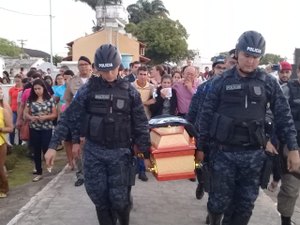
xmin=221 ymin=210 xmax=233 ymax=225
xmin=221 ymin=214 xmax=231 ymax=225
xmin=205 ymin=213 xmax=210 ymax=224
xmin=230 ymin=213 xmax=251 ymax=225
xmin=96 ymin=207 xmax=117 ymax=225
xmin=196 ymin=182 xmax=205 ymax=200
xmin=208 ymin=212 xmax=222 ymax=225
xmin=281 ymin=216 xmax=292 ymax=225
xmin=116 ymin=206 xmax=131 ymax=225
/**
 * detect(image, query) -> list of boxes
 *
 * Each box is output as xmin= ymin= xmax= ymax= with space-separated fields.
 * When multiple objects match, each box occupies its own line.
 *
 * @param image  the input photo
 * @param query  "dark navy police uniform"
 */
xmin=196 ymin=67 xmax=299 ymax=223
xmin=48 ymin=76 xmax=150 ymax=224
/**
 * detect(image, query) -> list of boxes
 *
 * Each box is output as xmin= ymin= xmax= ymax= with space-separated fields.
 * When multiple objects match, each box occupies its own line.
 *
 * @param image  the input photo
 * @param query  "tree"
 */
xmin=127 ymin=0 xmax=169 ymax=24
xmin=126 ymin=18 xmax=188 ymax=64
xmin=259 ymin=53 xmax=284 ymax=65
xmin=53 ymin=54 xmax=64 ymax=66
xmin=0 ymin=37 xmax=22 ymax=57
xmin=186 ymin=50 xmax=197 ymax=61
xmin=74 ymin=0 xmax=122 ymax=10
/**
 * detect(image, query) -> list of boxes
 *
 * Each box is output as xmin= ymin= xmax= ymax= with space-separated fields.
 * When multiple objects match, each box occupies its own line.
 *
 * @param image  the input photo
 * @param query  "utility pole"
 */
xmin=17 ymin=39 xmax=27 ymax=59
xmin=17 ymin=39 xmax=27 ymax=49
xmin=49 ymin=0 xmax=53 ymax=65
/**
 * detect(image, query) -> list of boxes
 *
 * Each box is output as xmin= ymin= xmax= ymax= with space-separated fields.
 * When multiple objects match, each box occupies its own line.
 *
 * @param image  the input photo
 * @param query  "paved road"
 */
xmin=5 ymin=167 xmax=300 ymax=225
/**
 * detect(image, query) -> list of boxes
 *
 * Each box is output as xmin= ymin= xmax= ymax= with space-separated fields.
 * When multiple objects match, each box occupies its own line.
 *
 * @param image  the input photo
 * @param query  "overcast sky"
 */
xmin=0 ymin=0 xmax=299 ymax=63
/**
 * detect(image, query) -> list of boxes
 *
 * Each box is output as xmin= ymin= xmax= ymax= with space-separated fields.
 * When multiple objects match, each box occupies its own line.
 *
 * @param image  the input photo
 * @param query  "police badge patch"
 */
xmin=116 ymin=99 xmax=125 ymax=109
xmin=253 ymin=86 xmax=262 ymax=96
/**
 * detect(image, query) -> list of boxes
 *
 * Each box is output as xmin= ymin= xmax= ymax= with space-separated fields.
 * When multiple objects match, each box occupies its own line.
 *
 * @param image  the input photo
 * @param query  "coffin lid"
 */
xmin=149 ymin=115 xmax=197 ymax=137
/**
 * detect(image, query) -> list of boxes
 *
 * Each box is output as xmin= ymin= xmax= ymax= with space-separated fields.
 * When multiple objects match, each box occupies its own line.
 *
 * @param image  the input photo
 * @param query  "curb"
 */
xmin=6 ymin=164 xmax=68 ymax=225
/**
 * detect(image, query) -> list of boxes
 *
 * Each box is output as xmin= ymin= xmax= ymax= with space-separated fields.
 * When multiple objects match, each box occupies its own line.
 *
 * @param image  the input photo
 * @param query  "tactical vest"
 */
xmin=288 ymin=80 xmax=300 ymax=130
xmin=84 ymin=79 xmax=132 ymax=148
xmin=209 ymin=71 xmax=268 ymax=147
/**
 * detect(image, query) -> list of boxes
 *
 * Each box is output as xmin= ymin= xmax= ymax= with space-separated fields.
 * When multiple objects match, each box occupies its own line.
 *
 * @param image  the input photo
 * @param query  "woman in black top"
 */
xmin=150 ymin=74 xmax=177 ymax=117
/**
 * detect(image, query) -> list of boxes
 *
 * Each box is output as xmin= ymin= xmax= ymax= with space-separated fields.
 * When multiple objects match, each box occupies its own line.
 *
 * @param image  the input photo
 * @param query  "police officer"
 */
xmin=277 ymin=63 xmax=300 ymax=225
xmin=45 ymin=44 xmax=151 ymax=225
xmin=187 ymin=55 xmax=226 ymax=126
xmin=196 ymin=30 xmax=300 ymax=225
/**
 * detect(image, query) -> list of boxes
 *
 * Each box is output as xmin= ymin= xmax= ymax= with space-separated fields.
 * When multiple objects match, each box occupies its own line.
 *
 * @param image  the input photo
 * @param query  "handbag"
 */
xmin=20 ymin=120 xmax=30 ymax=141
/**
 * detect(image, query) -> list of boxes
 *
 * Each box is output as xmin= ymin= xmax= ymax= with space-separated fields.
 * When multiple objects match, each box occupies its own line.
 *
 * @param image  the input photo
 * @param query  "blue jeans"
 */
xmin=30 ymin=128 xmax=52 ymax=175
xmin=137 ymin=157 xmax=146 ymax=174
xmin=9 ymin=112 xmax=18 ymax=145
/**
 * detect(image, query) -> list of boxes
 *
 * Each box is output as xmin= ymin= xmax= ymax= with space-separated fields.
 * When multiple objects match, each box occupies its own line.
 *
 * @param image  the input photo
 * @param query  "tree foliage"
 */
xmin=74 ymin=0 xmax=122 ymax=10
xmin=260 ymin=53 xmax=284 ymax=65
xmin=127 ymin=0 xmax=169 ymax=24
xmin=126 ymin=18 xmax=188 ymax=64
xmin=53 ymin=54 xmax=64 ymax=66
xmin=186 ymin=50 xmax=197 ymax=60
xmin=0 ymin=37 xmax=22 ymax=57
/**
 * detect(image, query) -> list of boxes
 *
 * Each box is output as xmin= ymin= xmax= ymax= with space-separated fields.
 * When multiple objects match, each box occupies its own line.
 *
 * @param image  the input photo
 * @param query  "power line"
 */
xmin=0 ymin=6 xmax=48 ymax=17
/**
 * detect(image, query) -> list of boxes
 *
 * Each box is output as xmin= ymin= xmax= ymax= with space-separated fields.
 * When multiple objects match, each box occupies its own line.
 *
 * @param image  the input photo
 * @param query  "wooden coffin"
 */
xmin=149 ymin=125 xmax=196 ymax=181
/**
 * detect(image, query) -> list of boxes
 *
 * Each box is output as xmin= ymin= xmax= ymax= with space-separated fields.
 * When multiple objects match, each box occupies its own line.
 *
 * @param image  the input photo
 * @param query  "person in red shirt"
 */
xmin=8 ymin=74 xmax=23 ymax=145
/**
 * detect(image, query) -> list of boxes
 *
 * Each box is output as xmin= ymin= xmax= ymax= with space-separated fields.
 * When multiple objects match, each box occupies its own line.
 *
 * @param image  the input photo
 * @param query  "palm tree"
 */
xmin=74 ymin=0 xmax=122 ymax=10
xmin=127 ymin=0 xmax=169 ymax=24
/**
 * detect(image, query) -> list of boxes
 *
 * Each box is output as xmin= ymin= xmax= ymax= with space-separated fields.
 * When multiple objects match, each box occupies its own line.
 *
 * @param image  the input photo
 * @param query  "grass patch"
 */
xmin=6 ymin=146 xmax=67 ymax=188
xmin=7 ymin=155 xmax=34 ymax=187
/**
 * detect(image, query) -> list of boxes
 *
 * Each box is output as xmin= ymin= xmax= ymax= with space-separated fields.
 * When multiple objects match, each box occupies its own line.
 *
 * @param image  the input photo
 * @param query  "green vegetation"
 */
xmin=125 ymin=0 xmax=189 ymax=64
xmin=74 ymin=0 xmax=123 ymax=10
xmin=260 ymin=53 xmax=285 ymax=65
xmin=126 ymin=17 xmax=189 ymax=64
xmin=5 ymin=145 xmax=67 ymax=188
xmin=127 ymin=0 xmax=169 ymax=24
xmin=0 ymin=37 xmax=22 ymax=57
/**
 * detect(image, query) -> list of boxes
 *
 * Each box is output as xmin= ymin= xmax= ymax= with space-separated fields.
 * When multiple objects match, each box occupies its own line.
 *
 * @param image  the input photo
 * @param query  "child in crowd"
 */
xmin=150 ymin=74 xmax=177 ymax=117
xmin=172 ymin=70 xmax=182 ymax=83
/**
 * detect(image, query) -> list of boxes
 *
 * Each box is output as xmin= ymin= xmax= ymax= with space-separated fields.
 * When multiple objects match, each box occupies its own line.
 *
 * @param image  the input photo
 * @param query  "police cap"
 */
xmin=94 ymin=44 xmax=121 ymax=71
xmin=212 ymin=55 xmax=225 ymax=68
xmin=235 ymin=30 xmax=266 ymax=57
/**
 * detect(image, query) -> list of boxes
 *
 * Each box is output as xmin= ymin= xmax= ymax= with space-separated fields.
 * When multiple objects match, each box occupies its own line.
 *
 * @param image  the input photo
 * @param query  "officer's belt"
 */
xmin=219 ymin=144 xmax=263 ymax=152
xmin=88 ymin=139 xmax=131 ymax=149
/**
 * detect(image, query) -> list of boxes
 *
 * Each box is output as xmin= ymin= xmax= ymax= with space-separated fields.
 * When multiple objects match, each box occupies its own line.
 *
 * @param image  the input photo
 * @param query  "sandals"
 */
xmin=0 ymin=192 xmax=7 ymax=198
xmin=267 ymin=181 xmax=278 ymax=192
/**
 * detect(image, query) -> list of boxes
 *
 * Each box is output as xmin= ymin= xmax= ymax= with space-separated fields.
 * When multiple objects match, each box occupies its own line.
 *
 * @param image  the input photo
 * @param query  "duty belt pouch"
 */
xmin=104 ymin=116 xmax=115 ymax=144
xmin=209 ymin=113 xmax=220 ymax=138
xmin=249 ymin=121 xmax=265 ymax=147
xmin=128 ymin=156 xmax=137 ymax=186
xmin=215 ymin=115 xmax=234 ymax=143
xmin=260 ymin=152 xmax=273 ymax=189
xmin=202 ymin=163 xmax=211 ymax=192
xmin=89 ymin=116 xmax=104 ymax=142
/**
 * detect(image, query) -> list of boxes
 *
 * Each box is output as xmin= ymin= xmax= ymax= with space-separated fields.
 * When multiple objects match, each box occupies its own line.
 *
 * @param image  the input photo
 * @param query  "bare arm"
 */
xmin=1 ymin=106 xmax=13 ymax=133
xmin=63 ymin=82 xmax=73 ymax=107
xmin=16 ymin=102 xmax=25 ymax=129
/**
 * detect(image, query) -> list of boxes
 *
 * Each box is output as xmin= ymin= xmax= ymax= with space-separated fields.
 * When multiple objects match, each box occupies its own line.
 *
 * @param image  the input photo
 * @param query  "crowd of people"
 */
xmin=0 ymin=30 xmax=299 ymax=225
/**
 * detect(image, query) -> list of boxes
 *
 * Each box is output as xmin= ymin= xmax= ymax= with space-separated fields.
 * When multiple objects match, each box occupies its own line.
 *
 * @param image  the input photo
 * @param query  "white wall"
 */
xmin=0 ymin=57 xmax=5 ymax=78
xmin=0 ymin=84 xmax=14 ymax=102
